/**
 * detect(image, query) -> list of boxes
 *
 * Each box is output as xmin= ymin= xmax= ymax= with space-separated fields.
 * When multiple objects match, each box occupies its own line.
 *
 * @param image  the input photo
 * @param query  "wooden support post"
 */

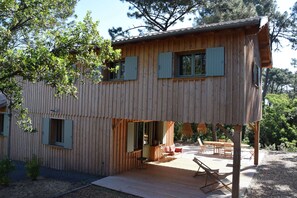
xmin=232 ymin=125 xmax=242 ymax=198
xmin=254 ymin=121 xmax=260 ymax=165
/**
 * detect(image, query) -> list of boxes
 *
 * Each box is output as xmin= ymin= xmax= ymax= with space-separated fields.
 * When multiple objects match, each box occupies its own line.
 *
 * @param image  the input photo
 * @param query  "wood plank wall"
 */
xmin=0 ymin=137 xmax=8 ymax=158
xmin=5 ymin=27 xmax=262 ymax=175
xmin=22 ymin=29 xmax=250 ymax=125
xmin=10 ymin=113 xmax=113 ymax=176
xmin=244 ymin=35 xmax=262 ymax=123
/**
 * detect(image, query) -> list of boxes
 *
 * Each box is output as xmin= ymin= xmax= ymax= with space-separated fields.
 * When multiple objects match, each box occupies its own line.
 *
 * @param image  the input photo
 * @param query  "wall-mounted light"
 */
xmin=50 ymin=108 xmax=60 ymax=113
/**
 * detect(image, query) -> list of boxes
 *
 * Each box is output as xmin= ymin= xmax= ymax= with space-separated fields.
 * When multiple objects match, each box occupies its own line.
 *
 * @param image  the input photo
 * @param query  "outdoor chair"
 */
xmin=193 ymin=157 xmax=219 ymax=177
xmin=193 ymin=157 xmax=232 ymax=193
xmin=197 ymin=138 xmax=206 ymax=153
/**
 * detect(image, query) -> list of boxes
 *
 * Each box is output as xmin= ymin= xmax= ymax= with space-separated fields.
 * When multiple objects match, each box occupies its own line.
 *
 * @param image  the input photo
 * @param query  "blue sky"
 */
xmin=75 ymin=0 xmax=297 ymax=71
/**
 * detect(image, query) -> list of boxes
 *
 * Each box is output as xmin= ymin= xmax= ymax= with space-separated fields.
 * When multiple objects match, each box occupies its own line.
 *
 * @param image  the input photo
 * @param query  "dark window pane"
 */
xmin=119 ymin=61 xmax=125 ymax=79
xmin=51 ymin=119 xmax=64 ymax=144
xmin=194 ymin=53 xmax=206 ymax=75
xmin=0 ymin=114 xmax=3 ymax=133
xmin=180 ymin=55 xmax=192 ymax=76
xmin=109 ymin=61 xmax=125 ymax=80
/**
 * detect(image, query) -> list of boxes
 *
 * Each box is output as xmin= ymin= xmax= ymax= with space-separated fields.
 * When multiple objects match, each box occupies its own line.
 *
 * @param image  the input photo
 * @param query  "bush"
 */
xmin=25 ymin=155 xmax=42 ymax=181
xmin=0 ymin=157 xmax=15 ymax=186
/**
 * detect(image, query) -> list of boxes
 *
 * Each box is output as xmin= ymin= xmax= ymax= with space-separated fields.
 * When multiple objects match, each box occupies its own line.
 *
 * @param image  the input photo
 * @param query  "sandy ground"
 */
xmin=0 ymin=151 xmax=296 ymax=198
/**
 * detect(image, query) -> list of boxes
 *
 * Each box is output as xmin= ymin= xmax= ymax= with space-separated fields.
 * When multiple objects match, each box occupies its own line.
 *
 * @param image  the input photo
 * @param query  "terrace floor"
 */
xmin=93 ymin=145 xmax=265 ymax=198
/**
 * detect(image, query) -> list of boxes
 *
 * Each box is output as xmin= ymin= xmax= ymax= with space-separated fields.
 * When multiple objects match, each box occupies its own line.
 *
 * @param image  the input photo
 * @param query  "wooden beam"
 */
xmin=254 ymin=121 xmax=260 ymax=165
xmin=232 ymin=125 xmax=242 ymax=198
xmin=216 ymin=124 xmax=234 ymax=142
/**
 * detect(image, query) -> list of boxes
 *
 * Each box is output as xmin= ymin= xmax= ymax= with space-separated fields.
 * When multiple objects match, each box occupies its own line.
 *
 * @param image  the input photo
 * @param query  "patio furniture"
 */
xmin=223 ymin=143 xmax=233 ymax=158
xmin=197 ymin=138 xmax=206 ymax=153
xmin=193 ymin=157 xmax=219 ymax=177
xmin=193 ymin=157 xmax=232 ymax=193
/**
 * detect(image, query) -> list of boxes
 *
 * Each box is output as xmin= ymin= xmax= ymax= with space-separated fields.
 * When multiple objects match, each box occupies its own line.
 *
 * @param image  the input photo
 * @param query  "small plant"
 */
xmin=0 ymin=157 xmax=15 ymax=186
xmin=25 ymin=155 xmax=42 ymax=181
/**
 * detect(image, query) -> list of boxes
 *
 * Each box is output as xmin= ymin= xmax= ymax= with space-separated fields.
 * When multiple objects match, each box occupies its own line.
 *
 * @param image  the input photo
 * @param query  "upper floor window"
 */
xmin=179 ymin=52 xmax=206 ymax=77
xmin=109 ymin=60 xmax=125 ymax=80
xmin=252 ymin=61 xmax=261 ymax=87
xmin=102 ymin=56 xmax=138 ymax=81
xmin=158 ymin=47 xmax=224 ymax=79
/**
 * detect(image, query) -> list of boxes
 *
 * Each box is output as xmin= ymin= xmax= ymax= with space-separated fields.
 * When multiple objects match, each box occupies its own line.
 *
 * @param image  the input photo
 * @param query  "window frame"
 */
xmin=0 ymin=113 xmax=4 ymax=135
xmin=176 ymin=50 xmax=206 ymax=78
xmin=252 ymin=60 xmax=261 ymax=87
xmin=108 ymin=60 xmax=125 ymax=81
xmin=42 ymin=117 xmax=73 ymax=149
xmin=50 ymin=118 xmax=65 ymax=146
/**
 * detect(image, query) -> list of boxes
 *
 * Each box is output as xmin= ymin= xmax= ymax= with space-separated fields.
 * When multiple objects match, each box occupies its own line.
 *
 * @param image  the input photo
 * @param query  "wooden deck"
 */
xmin=93 ymin=145 xmax=263 ymax=198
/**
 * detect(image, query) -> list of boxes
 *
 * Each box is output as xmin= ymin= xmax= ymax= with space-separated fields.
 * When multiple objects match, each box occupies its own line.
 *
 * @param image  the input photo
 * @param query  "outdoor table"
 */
xmin=203 ymin=141 xmax=233 ymax=155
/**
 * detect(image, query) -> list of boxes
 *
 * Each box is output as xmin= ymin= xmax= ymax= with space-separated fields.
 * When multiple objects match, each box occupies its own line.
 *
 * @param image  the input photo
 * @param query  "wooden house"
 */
xmin=0 ymin=16 xmax=271 ymax=196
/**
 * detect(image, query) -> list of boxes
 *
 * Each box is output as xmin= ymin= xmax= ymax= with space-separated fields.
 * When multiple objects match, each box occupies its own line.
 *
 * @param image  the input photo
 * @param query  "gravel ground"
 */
xmin=245 ymin=151 xmax=297 ymax=198
xmin=1 ymin=151 xmax=296 ymax=198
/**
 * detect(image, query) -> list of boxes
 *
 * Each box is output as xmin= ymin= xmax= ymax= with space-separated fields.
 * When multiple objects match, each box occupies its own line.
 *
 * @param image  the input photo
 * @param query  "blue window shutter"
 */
xmin=3 ymin=113 xmax=9 ymax=137
xmin=158 ymin=52 xmax=173 ymax=78
xmin=42 ymin=118 xmax=50 ymax=145
xmin=124 ymin=56 xmax=138 ymax=80
xmin=64 ymin=119 xmax=73 ymax=149
xmin=206 ymin=47 xmax=225 ymax=76
xmin=127 ymin=122 xmax=135 ymax=152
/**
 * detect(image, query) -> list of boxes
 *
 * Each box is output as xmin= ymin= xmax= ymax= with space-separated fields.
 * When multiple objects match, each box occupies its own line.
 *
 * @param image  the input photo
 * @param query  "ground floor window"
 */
xmin=50 ymin=119 xmax=64 ymax=146
xmin=42 ymin=118 xmax=73 ymax=149
xmin=0 ymin=114 xmax=4 ymax=134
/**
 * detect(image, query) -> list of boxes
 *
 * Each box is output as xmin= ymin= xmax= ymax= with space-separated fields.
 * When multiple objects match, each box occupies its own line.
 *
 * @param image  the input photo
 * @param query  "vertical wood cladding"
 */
xmin=22 ymin=29 xmax=258 ymax=125
xmin=6 ymin=28 xmax=262 ymax=175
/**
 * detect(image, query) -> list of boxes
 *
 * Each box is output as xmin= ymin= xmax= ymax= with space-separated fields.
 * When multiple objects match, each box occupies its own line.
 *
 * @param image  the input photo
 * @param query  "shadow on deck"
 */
xmin=93 ymin=145 xmax=264 ymax=198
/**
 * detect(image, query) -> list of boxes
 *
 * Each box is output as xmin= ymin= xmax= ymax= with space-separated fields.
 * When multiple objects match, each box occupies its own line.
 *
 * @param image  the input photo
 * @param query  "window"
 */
xmin=109 ymin=60 xmax=125 ymax=80
xmin=0 ymin=113 xmax=8 ymax=136
xmin=252 ymin=61 xmax=261 ymax=87
xmin=50 ymin=119 xmax=64 ymax=146
xmin=158 ymin=47 xmax=224 ymax=79
xmin=42 ymin=118 xmax=73 ymax=149
xmin=0 ymin=114 xmax=3 ymax=134
xmin=103 ymin=56 xmax=138 ymax=81
xmin=179 ymin=52 xmax=206 ymax=76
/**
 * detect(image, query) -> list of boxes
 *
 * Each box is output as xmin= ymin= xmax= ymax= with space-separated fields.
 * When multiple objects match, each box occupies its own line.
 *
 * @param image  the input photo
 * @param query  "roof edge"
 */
xmin=113 ymin=16 xmax=267 ymax=45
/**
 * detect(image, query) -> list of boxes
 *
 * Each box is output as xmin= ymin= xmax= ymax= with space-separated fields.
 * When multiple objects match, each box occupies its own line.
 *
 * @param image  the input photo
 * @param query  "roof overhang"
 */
xmin=113 ymin=16 xmax=268 ymax=45
xmin=112 ymin=16 xmax=272 ymax=69
xmin=257 ymin=22 xmax=272 ymax=68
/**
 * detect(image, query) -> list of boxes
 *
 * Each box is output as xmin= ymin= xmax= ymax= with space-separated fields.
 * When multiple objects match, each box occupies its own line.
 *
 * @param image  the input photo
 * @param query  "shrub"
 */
xmin=0 ymin=157 xmax=15 ymax=186
xmin=25 ymin=155 xmax=42 ymax=181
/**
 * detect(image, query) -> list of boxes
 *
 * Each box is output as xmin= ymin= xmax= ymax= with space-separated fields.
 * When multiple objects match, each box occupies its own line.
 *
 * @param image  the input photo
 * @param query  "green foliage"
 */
xmin=0 ymin=157 xmax=15 ymax=186
xmin=196 ymin=0 xmax=256 ymax=25
xmin=261 ymin=94 xmax=297 ymax=150
xmin=174 ymin=122 xmax=183 ymax=141
xmin=109 ymin=0 xmax=202 ymax=39
xmin=25 ymin=155 xmax=42 ymax=181
xmin=0 ymin=0 xmax=121 ymax=132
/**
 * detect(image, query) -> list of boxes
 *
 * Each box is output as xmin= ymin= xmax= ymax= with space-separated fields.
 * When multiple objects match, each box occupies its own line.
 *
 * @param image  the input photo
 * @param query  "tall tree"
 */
xmin=196 ymin=0 xmax=297 ymax=102
xmin=108 ymin=0 xmax=202 ymax=40
xmin=0 ymin=0 xmax=120 ymax=132
xmin=196 ymin=0 xmax=256 ymax=25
